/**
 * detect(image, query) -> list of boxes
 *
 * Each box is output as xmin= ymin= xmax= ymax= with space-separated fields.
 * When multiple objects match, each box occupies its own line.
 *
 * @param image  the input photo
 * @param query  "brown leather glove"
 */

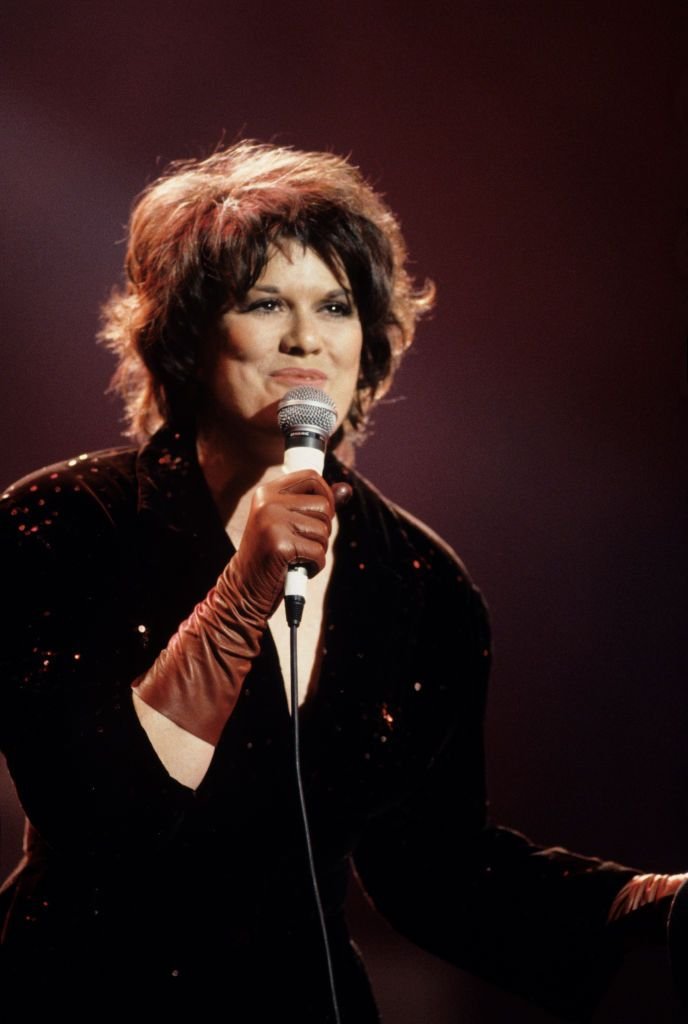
xmin=607 ymin=872 xmax=688 ymax=947
xmin=133 ymin=470 xmax=350 ymax=745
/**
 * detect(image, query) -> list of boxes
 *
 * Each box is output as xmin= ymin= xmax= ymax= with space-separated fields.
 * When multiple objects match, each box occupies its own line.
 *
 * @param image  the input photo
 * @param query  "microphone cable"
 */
xmin=287 ymin=599 xmax=342 ymax=1024
xmin=279 ymin=385 xmax=342 ymax=1022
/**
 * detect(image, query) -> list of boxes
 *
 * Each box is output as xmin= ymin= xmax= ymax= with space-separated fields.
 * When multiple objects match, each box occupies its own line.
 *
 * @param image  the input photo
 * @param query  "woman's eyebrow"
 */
xmin=250 ymin=285 xmax=352 ymax=300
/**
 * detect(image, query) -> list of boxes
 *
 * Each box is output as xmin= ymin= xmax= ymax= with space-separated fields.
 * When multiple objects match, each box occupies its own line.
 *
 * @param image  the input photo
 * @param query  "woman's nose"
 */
xmin=279 ymin=312 xmax=322 ymax=355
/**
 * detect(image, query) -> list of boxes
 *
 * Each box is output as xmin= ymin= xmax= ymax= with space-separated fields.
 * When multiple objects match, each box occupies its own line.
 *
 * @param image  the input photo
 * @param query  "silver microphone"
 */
xmin=277 ymin=386 xmax=338 ymax=625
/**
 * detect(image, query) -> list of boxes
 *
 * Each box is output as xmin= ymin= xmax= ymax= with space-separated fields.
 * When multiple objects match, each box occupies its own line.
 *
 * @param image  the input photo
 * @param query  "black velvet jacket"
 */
xmin=0 ymin=428 xmax=636 ymax=1019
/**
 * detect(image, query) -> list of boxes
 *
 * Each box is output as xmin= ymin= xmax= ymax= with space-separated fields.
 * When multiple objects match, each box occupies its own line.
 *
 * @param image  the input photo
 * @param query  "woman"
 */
xmin=0 ymin=141 xmax=684 ymax=1019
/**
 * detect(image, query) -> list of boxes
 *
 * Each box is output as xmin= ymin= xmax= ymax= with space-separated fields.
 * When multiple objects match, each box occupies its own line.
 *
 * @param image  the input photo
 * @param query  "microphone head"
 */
xmin=277 ymin=386 xmax=337 ymax=440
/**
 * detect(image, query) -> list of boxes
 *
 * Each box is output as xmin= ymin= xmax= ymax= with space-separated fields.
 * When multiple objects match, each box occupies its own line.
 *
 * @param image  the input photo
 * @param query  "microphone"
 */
xmin=277 ymin=386 xmax=337 ymax=627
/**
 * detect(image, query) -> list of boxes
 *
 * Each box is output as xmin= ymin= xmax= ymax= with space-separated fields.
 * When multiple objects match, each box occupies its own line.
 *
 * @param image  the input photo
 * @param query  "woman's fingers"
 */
xmin=254 ymin=472 xmax=336 ymax=527
xmin=274 ymin=471 xmax=336 ymax=516
xmin=228 ymin=471 xmax=354 ymax=617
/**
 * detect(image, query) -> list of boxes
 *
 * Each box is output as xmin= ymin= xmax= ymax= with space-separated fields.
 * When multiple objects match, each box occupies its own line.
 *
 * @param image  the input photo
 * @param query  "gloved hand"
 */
xmin=133 ymin=470 xmax=351 ymax=745
xmin=668 ymin=874 xmax=688 ymax=1006
xmin=607 ymin=872 xmax=688 ymax=947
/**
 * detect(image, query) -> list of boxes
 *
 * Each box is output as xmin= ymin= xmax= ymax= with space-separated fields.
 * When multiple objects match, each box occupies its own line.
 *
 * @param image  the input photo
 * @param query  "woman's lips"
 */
xmin=270 ymin=369 xmax=328 ymax=383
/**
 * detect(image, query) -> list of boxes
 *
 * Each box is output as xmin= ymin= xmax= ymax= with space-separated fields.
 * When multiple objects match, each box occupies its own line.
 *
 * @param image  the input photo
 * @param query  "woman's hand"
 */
xmin=228 ymin=470 xmax=349 ymax=620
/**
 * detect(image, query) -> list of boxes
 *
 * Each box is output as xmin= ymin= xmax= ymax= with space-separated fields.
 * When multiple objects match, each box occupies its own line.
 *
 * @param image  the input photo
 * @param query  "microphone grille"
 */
xmin=277 ymin=386 xmax=337 ymax=438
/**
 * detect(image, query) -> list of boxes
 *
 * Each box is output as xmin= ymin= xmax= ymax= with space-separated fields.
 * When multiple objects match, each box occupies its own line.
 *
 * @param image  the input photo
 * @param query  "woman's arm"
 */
xmin=351 ymin=580 xmax=644 ymax=1021
xmin=130 ymin=468 xmax=343 ymax=785
xmin=131 ymin=693 xmax=214 ymax=789
xmin=0 ymin=462 xmax=343 ymax=848
xmin=0 ymin=476 xmax=196 ymax=856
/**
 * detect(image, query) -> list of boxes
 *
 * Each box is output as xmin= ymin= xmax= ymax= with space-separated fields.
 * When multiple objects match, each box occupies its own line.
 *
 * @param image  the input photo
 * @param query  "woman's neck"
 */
xmin=195 ymin=424 xmax=283 ymax=541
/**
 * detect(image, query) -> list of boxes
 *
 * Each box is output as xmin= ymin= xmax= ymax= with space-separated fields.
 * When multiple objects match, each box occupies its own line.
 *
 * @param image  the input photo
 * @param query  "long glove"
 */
xmin=607 ymin=871 xmax=688 ymax=946
xmin=133 ymin=470 xmax=350 ymax=746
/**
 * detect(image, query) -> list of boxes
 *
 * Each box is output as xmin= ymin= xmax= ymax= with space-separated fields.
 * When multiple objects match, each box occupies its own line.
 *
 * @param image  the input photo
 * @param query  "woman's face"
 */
xmin=199 ymin=241 xmax=363 ymax=452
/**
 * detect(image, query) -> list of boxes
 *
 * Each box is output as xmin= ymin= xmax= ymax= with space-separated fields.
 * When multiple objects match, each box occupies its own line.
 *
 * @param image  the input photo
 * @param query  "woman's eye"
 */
xmin=246 ymin=298 xmax=282 ymax=314
xmin=322 ymin=302 xmax=352 ymax=316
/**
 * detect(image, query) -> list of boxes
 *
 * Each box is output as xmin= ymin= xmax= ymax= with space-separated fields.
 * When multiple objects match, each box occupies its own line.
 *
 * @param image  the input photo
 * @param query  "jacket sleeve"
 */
xmin=0 ymin=471 xmax=197 ymax=863
xmin=352 ymin=568 xmax=638 ymax=1022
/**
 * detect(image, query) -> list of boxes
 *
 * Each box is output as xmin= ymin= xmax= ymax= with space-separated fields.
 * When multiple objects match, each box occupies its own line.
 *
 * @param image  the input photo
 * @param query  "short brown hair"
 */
xmin=100 ymin=140 xmax=434 ymax=447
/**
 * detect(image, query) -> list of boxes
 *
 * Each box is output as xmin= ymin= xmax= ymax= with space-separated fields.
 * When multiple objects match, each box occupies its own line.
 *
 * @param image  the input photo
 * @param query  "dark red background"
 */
xmin=1 ymin=2 xmax=686 ymax=1019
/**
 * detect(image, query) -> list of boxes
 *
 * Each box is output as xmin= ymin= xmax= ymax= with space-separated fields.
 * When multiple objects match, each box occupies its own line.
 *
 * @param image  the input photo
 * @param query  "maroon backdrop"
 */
xmin=2 ymin=3 xmax=686 ymax=1019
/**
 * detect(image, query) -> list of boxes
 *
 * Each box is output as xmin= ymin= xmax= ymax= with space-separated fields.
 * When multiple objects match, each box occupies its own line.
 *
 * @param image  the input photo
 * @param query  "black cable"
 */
xmin=289 ymin=618 xmax=341 ymax=1024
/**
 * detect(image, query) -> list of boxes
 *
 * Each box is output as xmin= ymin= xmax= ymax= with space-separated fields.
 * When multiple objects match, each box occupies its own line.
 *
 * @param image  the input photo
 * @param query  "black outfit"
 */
xmin=0 ymin=428 xmax=637 ymax=1019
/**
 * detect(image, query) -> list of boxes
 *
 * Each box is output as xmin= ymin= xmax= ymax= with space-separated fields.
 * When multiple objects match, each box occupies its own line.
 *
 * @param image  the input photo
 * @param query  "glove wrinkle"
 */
xmin=132 ymin=470 xmax=346 ymax=746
